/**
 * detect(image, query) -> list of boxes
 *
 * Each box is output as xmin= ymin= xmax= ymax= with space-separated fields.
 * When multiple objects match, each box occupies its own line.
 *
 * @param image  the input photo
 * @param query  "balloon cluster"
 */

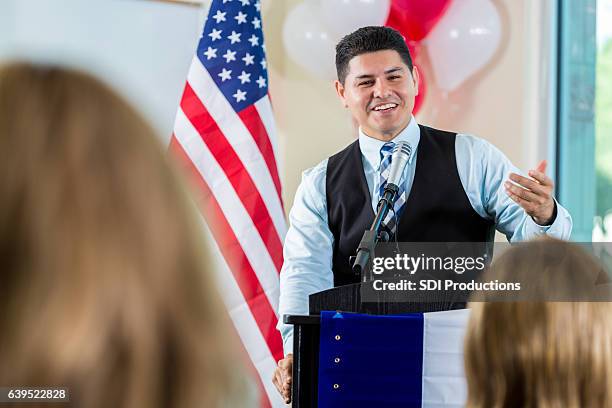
xmin=282 ymin=0 xmax=501 ymax=114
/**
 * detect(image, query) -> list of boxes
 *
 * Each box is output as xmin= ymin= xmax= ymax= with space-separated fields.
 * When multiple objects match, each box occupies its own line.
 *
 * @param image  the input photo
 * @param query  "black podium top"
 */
xmin=308 ymin=282 xmax=466 ymax=315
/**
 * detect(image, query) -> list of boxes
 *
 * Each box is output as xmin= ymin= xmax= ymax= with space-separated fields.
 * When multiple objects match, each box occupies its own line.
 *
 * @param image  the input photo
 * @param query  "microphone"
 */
xmin=353 ymin=141 xmax=413 ymax=280
xmin=385 ymin=141 xmax=412 ymax=191
xmin=376 ymin=141 xmax=412 ymax=211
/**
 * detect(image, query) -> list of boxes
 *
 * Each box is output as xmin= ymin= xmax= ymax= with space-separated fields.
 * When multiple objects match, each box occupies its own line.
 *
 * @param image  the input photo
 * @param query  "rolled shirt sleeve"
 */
xmin=277 ymin=160 xmax=334 ymax=355
xmin=455 ymin=134 xmax=572 ymax=241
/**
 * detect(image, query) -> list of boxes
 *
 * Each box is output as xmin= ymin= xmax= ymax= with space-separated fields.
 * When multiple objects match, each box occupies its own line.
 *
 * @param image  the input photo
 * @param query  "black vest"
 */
xmin=326 ymin=125 xmax=495 ymax=286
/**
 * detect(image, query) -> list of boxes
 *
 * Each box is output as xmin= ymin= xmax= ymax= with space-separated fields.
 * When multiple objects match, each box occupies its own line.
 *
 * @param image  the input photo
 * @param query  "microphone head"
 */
xmin=386 ymin=141 xmax=412 ymax=188
xmin=393 ymin=141 xmax=412 ymax=157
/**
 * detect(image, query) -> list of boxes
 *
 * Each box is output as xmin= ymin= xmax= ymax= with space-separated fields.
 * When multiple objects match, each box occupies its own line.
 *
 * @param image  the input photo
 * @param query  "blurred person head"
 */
xmin=465 ymin=238 xmax=612 ymax=408
xmin=0 ymin=62 xmax=247 ymax=407
xmin=334 ymin=26 xmax=419 ymax=142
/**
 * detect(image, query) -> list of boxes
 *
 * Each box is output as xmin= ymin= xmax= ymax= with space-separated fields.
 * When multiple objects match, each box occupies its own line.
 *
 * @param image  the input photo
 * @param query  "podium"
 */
xmin=285 ymin=282 xmax=466 ymax=407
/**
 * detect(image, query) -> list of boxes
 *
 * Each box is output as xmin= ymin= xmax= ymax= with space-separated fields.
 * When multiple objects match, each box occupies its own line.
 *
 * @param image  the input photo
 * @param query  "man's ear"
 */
xmin=335 ymin=80 xmax=348 ymax=107
xmin=411 ymin=66 xmax=420 ymax=96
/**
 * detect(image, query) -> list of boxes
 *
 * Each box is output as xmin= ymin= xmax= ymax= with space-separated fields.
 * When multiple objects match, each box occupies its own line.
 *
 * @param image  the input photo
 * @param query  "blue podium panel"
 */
xmin=318 ymin=311 xmax=424 ymax=408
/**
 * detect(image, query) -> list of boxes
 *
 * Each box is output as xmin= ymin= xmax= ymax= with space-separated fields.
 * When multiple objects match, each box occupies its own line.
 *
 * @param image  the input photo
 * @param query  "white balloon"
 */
xmin=425 ymin=0 xmax=501 ymax=92
xmin=283 ymin=2 xmax=338 ymax=79
xmin=319 ymin=0 xmax=391 ymax=39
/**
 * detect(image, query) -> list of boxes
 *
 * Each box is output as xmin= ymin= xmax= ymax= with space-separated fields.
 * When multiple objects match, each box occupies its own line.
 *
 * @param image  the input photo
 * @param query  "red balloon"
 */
xmin=400 ymin=41 xmax=425 ymax=114
xmin=413 ymin=65 xmax=426 ymax=115
xmin=386 ymin=0 xmax=452 ymax=41
xmin=406 ymin=39 xmax=420 ymax=61
xmin=406 ymin=41 xmax=427 ymax=115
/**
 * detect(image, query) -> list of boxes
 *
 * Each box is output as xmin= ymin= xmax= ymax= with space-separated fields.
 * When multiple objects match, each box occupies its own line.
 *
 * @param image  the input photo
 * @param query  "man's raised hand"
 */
xmin=505 ymin=160 xmax=556 ymax=225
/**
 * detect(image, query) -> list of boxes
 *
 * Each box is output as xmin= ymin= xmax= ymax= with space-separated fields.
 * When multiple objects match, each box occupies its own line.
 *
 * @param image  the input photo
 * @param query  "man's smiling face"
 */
xmin=335 ymin=49 xmax=419 ymax=141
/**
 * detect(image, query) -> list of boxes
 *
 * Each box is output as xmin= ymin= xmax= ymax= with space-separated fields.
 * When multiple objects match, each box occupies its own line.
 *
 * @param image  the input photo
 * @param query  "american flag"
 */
xmin=169 ymin=0 xmax=286 ymax=406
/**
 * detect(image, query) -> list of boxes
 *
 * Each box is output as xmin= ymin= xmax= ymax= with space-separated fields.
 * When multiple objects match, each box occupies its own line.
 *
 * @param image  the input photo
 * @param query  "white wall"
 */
xmin=0 ymin=0 xmax=204 ymax=140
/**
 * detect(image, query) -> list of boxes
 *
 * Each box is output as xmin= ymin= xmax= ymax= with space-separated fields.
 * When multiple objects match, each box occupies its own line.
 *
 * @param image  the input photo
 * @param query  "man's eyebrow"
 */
xmin=384 ymin=67 xmax=404 ymax=74
xmin=353 ymin=67 xmax=404 ymax=80
xmin=354 ymin=73 xmax=375 ymax=80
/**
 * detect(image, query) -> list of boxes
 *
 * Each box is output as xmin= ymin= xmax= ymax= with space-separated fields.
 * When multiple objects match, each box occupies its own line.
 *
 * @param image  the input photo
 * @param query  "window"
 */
xmin=594 ymin=0 xmax=612 ymax=241
xmin=556 ymin=0 xmax=596 ymax=241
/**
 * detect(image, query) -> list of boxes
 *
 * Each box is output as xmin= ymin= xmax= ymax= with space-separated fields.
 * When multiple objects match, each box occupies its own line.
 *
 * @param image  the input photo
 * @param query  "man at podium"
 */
xmin=273 ymin=26 xmax=572 ymax=403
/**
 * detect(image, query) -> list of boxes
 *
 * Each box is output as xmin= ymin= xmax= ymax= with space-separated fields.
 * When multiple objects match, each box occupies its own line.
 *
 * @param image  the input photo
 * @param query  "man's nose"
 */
xmin=373 ymin=79 xmax=392 ymax=99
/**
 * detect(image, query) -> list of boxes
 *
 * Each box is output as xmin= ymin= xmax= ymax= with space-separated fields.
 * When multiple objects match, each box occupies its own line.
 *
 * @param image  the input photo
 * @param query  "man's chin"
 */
xmin=363 ymin=127 xmax=399 ymax=141
xmin=373 ymin=123 xmax=402 ymax=135
xmin=379 ymin=117 xmax=411 ymax=135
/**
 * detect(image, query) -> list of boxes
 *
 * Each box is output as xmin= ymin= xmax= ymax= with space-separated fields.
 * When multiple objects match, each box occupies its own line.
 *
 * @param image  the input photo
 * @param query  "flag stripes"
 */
xmin=253 ymin=98 xmax=280 ymax=164
xmin=170 ymin=130 xmax=282 ymax=352
xmin=172 ymin=110 xmax=281 ymax=308
xmin=237 ymin=104 xmax=282 ymax=201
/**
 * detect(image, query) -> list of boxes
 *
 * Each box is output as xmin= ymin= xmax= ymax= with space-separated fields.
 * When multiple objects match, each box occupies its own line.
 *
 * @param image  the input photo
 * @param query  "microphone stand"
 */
xmin=352 ymin=184 xmax=399 ymax=282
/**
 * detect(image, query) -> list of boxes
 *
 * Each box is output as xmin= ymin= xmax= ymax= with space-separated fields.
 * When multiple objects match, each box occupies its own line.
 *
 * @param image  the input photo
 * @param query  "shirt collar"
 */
xmin=358 ymin=115 xmax=420 ymax=170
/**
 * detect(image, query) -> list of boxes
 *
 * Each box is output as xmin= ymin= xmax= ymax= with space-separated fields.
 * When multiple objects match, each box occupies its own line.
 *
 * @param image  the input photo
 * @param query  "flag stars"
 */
xmin=255 ymin=1 xmax=261 ymax=11
xmin=260 ymin=58 xmax=267 ymax=69
xmin=227 ymin=30 xmax=241 ymax=44
xmin=248 ymin=34 xmax=259 ymax=47
xmin=256 ymin=75 xmax=266 ymax=88
xmin=233 ymin=89 xmax=247 ymax=102
xmin=239 ymin=0 xmax=250 ymax=6
xmin=235 ymin=11 xmax=247 ymax=24
xmin=223 ymin=49 xmax=237 ymax=63
xmin=242 ymin=52 xmax=255 ymax=66
xmin=218 ymin=68 xmax=232 ymax=82
xmin=252 ymin=17 xmax=261 ymax=29
xmin=238 ymin=71 xmax=251 ymax=84
xmin=212 ymin=10 xmax=226 ymax=24
xmin=208 ymin=28 xmax=222 ymax=41
xmin=203 ymin=46 xmax=217 ymax=60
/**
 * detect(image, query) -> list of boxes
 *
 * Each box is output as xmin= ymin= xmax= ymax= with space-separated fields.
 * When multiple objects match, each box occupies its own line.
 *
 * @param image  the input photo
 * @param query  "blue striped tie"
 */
xmin=377 ymin=142 xmax=407 ymax=235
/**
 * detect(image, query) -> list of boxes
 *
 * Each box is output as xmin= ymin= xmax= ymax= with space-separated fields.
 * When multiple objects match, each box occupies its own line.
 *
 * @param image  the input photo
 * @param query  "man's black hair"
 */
xmin=335 ymin=26 xmax=414 ymax=84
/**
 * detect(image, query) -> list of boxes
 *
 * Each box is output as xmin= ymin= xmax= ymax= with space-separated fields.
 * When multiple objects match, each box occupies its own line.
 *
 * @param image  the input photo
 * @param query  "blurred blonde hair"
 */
xmin=465 ymin=238 xmax=612 ymax=408
xmin=0 ymin=63 xmax=247 ymax=407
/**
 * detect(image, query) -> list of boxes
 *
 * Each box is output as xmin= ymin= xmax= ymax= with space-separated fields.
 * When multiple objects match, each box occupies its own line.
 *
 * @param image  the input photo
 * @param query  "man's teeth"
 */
xmin=374 ymin=103 xmax=397 ymax=111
